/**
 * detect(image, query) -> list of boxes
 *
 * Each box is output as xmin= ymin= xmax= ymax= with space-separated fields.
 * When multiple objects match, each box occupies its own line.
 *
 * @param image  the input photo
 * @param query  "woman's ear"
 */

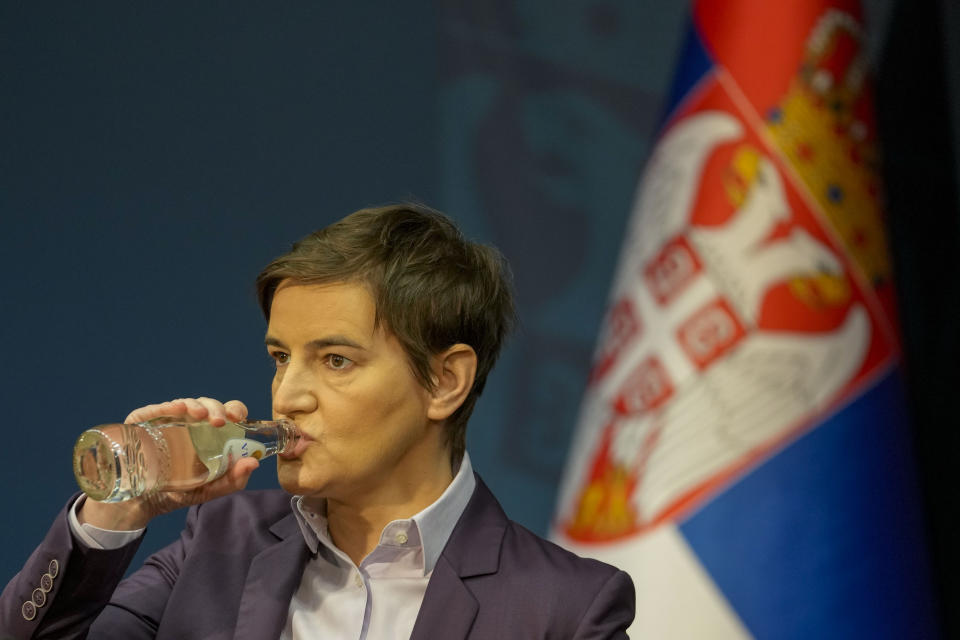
xmin=427 ymin=344 xmax=477 ymax=421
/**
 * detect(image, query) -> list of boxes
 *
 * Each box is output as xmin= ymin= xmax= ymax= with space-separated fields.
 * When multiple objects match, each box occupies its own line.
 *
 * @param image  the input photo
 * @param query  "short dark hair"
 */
xmin=255 ymin=204 xmax=515 ymax=465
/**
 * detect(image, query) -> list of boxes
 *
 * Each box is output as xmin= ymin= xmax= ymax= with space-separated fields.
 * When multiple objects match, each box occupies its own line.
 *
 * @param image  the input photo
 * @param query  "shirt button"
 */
xmin=354 ymin=574 xmax=363 ymax=589
xmin=394 ymin=532 xmax=408 ymax=545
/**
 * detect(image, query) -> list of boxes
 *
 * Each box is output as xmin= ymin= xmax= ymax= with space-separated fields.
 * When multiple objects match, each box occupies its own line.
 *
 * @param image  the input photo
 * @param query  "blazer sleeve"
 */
xmin=572 ymin=569 xmax=636 ymax=640
xmin=0 ymin=494 xmax=144 ymax=640
xmin=85 ymin=502 xmax=207 ymax=640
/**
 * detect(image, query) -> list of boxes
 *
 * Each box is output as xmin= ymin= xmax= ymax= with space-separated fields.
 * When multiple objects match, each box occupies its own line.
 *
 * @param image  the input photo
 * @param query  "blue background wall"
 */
xmin=3 ymin=0 xmax=959 ymax=633
xmin=1 ymin=0 xmax=440 ymax=576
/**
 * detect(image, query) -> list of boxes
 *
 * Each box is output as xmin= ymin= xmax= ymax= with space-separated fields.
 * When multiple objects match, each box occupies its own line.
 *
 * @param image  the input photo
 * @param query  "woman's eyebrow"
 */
xmin=264 ymin=335 xmax=366 ymax=351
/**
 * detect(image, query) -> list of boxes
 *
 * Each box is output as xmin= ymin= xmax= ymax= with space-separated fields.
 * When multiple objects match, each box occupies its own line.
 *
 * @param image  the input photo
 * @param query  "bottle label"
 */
xmin=222 ymin=439 xmax=268 ymax=467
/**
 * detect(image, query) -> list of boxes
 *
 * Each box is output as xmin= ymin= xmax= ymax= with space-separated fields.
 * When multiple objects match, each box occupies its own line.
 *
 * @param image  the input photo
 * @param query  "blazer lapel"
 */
xmin=233 ymin=513 xmax=310 ymax=640
xmin=410 ymin=476 xmax=508 ymax=640
xmin=409 ymin=556 xmax=478 ymax=640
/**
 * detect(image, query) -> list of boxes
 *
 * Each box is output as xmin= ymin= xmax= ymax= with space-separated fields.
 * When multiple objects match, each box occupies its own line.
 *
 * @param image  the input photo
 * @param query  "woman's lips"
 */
xmin=280 ymin=431 xmax=313 ymax=459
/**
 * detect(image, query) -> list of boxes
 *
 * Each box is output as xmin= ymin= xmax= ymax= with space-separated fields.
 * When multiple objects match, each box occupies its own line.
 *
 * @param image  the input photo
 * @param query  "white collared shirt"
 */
xmin=280 ymin=454 xmax=476 ymax=640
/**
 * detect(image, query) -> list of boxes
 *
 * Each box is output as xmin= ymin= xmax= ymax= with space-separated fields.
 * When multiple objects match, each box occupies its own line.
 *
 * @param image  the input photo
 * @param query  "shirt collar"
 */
xmin=291 ymin=452 xmax=476 ymax=575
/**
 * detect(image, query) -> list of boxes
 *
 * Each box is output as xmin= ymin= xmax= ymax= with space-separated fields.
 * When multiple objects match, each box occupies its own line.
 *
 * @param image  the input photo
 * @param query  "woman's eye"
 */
xmin=327 ymin=354 xmax=352 ymax=370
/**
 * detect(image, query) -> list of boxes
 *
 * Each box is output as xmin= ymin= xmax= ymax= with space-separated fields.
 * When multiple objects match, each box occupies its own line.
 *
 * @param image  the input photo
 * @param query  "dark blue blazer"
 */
xmin=2 ymin=475 xmax=635 ymax=639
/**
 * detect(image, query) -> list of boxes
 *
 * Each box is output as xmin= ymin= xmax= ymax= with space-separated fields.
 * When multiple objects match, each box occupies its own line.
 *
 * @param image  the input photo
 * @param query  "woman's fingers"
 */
xmin=223 ymin=400 xmax=249 ymax=423
xmin=124 ymin=400 xmax=188 ymax=424
xmin=124 ymin=397 xmax=247 ymax=426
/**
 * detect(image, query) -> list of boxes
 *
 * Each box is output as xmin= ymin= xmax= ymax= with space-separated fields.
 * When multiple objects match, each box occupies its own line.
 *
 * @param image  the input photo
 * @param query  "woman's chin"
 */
xmin=277 ymin=461 xmax=328 ymax=497
xmin=277 ymin=461 xmax=304 ymax=494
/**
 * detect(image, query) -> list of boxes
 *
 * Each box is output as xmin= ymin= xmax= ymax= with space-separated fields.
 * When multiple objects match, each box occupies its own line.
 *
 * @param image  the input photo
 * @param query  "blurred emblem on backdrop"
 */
xmin=437 ymin=1 xmax=666 ymax=523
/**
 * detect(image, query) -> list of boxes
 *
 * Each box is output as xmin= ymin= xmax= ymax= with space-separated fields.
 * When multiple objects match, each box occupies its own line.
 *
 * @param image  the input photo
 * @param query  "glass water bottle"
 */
xmin=72 ymin=417 xmax=299 ymax=502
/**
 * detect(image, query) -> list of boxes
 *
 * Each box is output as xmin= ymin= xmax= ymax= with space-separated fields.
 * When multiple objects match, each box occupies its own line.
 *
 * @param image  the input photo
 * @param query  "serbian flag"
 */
xmin=551 ymin=1 xmax=939 ymax=637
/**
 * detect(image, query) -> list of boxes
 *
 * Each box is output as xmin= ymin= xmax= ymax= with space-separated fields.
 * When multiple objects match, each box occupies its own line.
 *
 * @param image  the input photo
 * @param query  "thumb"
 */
xmin=224 ymin=457 xmax=261 ymax=492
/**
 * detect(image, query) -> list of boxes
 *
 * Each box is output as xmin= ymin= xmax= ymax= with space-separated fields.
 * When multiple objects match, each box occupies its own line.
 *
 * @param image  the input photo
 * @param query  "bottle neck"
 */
xmin=218 ymin=419 xmax=299 ymax=459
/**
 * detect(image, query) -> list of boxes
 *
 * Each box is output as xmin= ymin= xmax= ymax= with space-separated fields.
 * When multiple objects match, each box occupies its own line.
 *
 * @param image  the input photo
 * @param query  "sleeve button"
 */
xmin=31 ymin=588 xmax=46 ymax=608
xmin=21 ymin=601 xmax=36 ymax=621
xmin=48 ymin=559 xmax=59 ymax=578
xmin=40 ymin=573 xmax=53 ymax=592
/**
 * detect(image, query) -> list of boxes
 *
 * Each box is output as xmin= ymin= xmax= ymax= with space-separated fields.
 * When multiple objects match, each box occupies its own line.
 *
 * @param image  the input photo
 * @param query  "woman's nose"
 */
xmin=272 ymin=364 xmax=317 ymax=417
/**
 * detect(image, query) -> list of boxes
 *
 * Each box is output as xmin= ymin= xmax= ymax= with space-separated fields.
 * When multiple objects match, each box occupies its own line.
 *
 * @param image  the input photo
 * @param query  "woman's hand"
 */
xmin=77 ymin=397 xmax=259 ymax=531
